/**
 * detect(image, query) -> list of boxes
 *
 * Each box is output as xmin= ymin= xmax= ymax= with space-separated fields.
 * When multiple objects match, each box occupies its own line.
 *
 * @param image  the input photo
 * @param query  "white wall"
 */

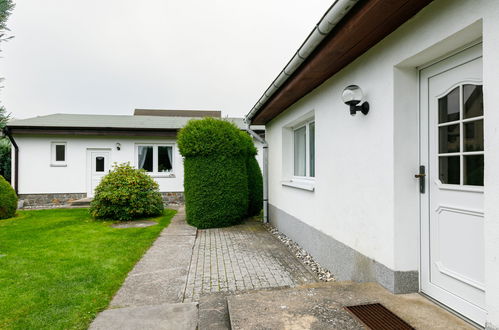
xmin=266 ymin=1 xmax=498 ymax=322
xmin=13 ymin=135 xmax=184 ymax=194
xmin=13 ymin=134 xmax=264 ymax=196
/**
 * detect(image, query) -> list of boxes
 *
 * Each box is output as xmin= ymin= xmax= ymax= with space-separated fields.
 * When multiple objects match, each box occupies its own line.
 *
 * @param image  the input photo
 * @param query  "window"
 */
xmin=137 ymin=144 xmax=173 ymax=174
xmin=438 ymin=84 xmax=483 ymax=186
xmin=51 ymin=142 xmax=67 ymax=166
xmin=293 ymin=120 xmax=315 ymax=178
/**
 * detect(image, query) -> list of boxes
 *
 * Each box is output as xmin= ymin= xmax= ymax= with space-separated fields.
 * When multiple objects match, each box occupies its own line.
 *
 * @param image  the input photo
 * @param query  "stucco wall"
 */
xmin=12 ymin=135 xmax=184 ymax=194
xmin=265 ymin=0 xmax=499 ymax=325
xmin=11 ymin=134 xmax=264 ymax=195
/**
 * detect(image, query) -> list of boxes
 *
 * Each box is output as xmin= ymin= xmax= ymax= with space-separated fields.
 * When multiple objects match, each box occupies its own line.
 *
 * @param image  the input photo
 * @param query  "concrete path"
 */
xmin=90 ymin=207 xmax=198 ymax=330
xmin=91 ymin=208 xmax=316 ymax=329
xmin=227 ymin=282 xmax=475 ymax=330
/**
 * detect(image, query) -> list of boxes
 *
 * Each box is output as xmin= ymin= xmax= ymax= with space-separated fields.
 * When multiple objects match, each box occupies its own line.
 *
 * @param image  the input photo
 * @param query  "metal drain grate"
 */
xmin=345 ymin=303 xmax=415 ymax=330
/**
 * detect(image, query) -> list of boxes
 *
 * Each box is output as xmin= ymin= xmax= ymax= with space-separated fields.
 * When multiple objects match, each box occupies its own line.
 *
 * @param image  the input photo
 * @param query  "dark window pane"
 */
xmin=438 ymin=87 xmax=460 ymax=123
xmin=158 ymin=146 xmax=173 ymax=172
xmin=95 ymin=157 xmax=105 ymax=172
xmin=439 ymin=156 xmax=460 ymax=184
xmin=309 ymin=122 xmax=315 ymax=177
xmin=464 ymin=120 xmax=484 ymax=151
xmin=463 ymin=85 xmax=483 ymax=119
xmin=138 ymin=146 xmax=153 ymax=172
xmin=55 ymin=145 xmax=65 ymax=161
xmin=464 ymin=155 xmax=484 ymax=186
xmin=438 ymin=124 xmax=460 ymax=153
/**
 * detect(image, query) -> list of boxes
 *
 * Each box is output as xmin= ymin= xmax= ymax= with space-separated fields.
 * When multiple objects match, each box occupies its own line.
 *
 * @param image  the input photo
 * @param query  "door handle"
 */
xmin=415 ymin=165 xmax=425 ymax=193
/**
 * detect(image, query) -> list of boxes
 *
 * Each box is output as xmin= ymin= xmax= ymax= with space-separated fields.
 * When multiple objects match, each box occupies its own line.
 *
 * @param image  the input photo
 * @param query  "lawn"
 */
xmin=0 ymin=207 xmax=176 ymax=330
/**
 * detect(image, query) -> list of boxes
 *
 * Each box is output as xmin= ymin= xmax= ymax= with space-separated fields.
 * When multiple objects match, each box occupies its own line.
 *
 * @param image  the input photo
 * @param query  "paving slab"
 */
xmin=89 ymin=302 xmax=198 ymax=330
xmin=227 ymin=282 xmax=475 ymax=330
xmin=198 ymin=292 xmax=231 ymax=330
xmin=110 ymin=207 xmax=197 ymax=308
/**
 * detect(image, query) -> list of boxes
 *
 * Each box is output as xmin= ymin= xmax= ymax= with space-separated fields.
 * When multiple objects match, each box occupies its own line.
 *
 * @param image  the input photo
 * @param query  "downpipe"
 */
xmin=245 ymin=125 xmax=269 ymax=224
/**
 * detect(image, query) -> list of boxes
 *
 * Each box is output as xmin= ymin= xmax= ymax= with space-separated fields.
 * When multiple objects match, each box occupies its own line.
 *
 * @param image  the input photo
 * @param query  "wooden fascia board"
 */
xmin=252 ymin=0 xmax=433 ymax=125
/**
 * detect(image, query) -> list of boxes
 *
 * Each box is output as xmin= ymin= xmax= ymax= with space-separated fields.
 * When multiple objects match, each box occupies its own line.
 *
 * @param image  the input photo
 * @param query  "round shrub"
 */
xmin=89 ymin=162 xmax=164 ymax=221
xmin=0 ymin=175 xmax=17 ymax=219
xmin=178 ymin=118 xmax=248 ymax=228
xmin=239 ymin=131 xmax=263 ymax=216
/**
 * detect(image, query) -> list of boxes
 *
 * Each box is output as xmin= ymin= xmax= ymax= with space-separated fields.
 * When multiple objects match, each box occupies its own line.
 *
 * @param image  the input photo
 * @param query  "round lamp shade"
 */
xmin=341 ymin=85 xmax=363 ymax=105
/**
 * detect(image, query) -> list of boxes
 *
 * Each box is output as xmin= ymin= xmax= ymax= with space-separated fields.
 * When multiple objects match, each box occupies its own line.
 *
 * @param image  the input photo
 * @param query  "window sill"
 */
xmin=50 ymin=163 xmax=67 ymax=167
xmin=281 ymin=180 xmax=315 ymax=191
xmin=150 ymin=173 xmax=176 ymax=178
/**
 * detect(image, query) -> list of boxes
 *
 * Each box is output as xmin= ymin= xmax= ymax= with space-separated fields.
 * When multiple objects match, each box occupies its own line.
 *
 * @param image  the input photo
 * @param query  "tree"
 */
xmin=0 ymin=0 xmax=14 ymax=182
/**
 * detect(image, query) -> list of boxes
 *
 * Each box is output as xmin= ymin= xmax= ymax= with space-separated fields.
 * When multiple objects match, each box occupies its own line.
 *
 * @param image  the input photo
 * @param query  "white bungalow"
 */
xmin=4 ymin=109 xmax=264 ymax=208
xmin=245 ymin=0 xmax=499 ymax=328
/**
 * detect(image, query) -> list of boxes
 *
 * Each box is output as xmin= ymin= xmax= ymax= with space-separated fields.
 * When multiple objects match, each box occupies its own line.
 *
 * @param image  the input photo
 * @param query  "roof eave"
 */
xmin=249 ymin=0 xmax=434 ymax=125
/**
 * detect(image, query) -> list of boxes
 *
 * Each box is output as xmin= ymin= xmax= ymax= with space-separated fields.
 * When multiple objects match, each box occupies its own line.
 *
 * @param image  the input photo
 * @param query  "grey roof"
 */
xmin=7 ymin=113 xmax=264 ymax=131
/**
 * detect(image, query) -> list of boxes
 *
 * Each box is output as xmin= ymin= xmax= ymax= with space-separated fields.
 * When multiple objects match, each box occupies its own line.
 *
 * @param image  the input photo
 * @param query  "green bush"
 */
xmin=239 ymin=131 xmax=263 ymax=216
xmin=178 ymin=118 xmax=249 ymax=228
xmin=89 ymin=163 xmax=164 ymax=221
xmin=0 ymin=174 xmax=17 ymax=219
xmin=0 ymin=141 xmax=11 ymax=182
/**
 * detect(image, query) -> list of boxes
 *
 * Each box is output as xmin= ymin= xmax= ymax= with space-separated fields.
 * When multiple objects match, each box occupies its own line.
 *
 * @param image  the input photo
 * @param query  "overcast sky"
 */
xmin=0 ymin=0 xmax=333 ymax=119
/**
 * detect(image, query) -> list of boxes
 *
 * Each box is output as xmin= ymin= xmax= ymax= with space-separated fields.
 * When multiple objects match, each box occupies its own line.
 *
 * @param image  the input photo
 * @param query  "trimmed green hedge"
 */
xmin=239 ymin=131 xmax=263 ymax=216
xmin=0 ymin=175 xmax=17 ymax=219
xmin=89 ymin=163 xmax=164 ymax=221
xmin=178 ymin=118 xmax=259 ymax=228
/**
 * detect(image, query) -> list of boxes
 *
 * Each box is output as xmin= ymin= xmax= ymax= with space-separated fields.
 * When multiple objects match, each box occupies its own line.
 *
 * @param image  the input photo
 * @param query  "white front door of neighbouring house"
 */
xmin=419 ymin=43 xmax=485 ymax=326
xmin=87 ymin=149 xmax=110 ymax=197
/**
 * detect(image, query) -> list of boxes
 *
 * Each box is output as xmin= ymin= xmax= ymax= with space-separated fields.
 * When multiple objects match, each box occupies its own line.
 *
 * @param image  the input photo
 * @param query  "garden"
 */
xmin=0 ymin=164 xmax=175 ymax=329
xmin=0 ymin=117 xmax=263 ymax=329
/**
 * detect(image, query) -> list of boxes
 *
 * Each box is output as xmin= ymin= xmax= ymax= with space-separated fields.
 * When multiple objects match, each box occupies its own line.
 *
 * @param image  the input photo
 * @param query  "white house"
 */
xmin=245 ymin=0 xmax=499 ymax=328
xmin=4 ymin=110 xmax=264 ymax=208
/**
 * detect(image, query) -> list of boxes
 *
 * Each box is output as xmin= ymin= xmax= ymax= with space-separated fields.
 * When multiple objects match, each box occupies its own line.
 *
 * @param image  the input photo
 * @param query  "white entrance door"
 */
xmin=420 ymin=44 xmax=485 ymax=326
xmin=87 ymin=149 xmax=110 ymax=197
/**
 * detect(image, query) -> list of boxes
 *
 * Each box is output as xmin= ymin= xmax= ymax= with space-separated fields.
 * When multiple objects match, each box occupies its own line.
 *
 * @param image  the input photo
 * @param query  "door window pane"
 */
xmin=158 ymin=146 xmax=173 ymax=172
xmin=95 ymin=157 xmax=105 ymax=172
xmin=464 ymin=155 xmax=484 ymax=186
xmin=464 ymin=120 xmax=484 ymax=152
xmin=309 ymin=122 xmax=315 ymax=177
xmin=463 ymin=85 xmax=483 ymax=119
xmin=138 ymin=146 xmax=153 ymax=172
xmin=438 ymin=87 xmax=460 ymax=123
xmin=439 ymin=156 xmax=460 ymax=184
xmin=294 ymin=126 xmax=306 ymax=176
xmin=438 ymin=124 xmax=460 ymax=153
xmin=55 ymin=145 xmax=65 ymax=161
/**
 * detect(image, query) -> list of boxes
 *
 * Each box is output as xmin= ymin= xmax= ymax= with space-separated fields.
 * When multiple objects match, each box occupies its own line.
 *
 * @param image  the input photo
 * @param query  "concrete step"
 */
xmin=226 ymin=282 xmax=475 ymax=330
xmin=68 ymin=197 xmax=93 ymax=207
xmin=89 ymin=302 xmax=198 ymax=330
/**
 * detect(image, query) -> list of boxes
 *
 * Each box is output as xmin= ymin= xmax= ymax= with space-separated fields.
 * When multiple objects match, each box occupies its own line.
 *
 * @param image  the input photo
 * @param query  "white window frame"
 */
xmin=293 ymin=119 xmax=315 ymax=181
xmin=50 ymin=142 xmax=67 ymax=167
xmin=135 ymin=143 xmax=175 ymax=177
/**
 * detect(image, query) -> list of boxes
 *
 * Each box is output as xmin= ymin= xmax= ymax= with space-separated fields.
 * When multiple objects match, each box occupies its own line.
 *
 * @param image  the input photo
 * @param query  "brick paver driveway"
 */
xmin=183 ymin=219 xmax=317 ymax=302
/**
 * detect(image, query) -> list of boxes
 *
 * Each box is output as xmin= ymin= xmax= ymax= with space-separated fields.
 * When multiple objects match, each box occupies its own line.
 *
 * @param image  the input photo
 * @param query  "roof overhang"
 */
xmin=6 ymin=126 xmax=179 ymax=137
xmin=250 ymin=0 xmax=433 ymax=125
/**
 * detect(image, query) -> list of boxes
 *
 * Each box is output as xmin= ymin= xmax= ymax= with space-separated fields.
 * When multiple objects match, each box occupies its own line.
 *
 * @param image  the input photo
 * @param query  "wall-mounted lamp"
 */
xmin=116 ymin=143 xmax=121 ymax=151
xmin=341 ymin=85 xmax=369 ymax=116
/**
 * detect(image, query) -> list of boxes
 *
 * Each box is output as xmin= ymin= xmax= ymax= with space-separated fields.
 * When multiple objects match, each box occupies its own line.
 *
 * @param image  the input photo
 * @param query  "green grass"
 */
xmin=0 ymin=207 xmax=176 ymax=330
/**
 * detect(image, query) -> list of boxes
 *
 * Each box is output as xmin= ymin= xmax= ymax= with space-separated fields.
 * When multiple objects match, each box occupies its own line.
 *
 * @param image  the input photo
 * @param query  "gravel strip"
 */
xmin=264 ymin=223 xmax=335 ymax=282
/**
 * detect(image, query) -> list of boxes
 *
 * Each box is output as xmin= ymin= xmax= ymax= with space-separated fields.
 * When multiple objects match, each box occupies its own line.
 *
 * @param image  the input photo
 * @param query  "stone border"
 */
xmin=264 ymin=223 xmax=334 ymax=282
xmin=18 ymin=193 xmax=87 ymax=209
xmin=269 ymin=204 xmax=419 ymax=294
xmin=18 ymin=192 xmax=185 ymax=209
